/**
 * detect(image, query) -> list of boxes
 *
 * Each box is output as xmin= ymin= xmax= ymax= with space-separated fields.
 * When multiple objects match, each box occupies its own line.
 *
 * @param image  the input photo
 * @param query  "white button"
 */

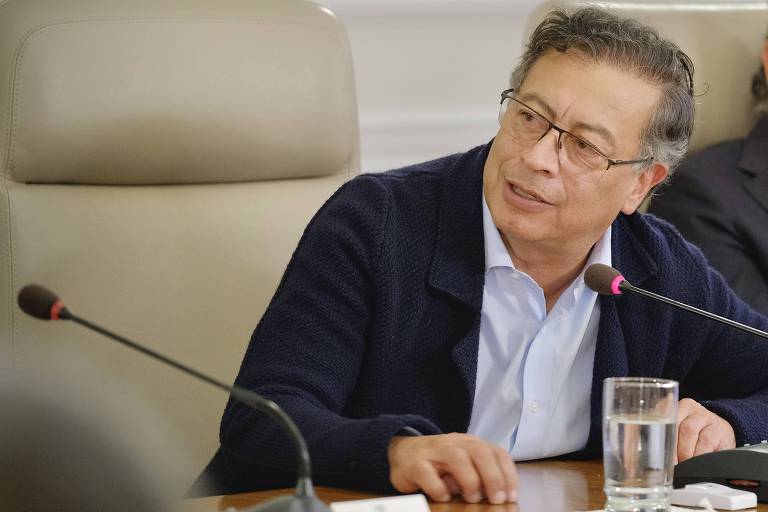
xmin=531 ymin=402 xmax=538 ymax=413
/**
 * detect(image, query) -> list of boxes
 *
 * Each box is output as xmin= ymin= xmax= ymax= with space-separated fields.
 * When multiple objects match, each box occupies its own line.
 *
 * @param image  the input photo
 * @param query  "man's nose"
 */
xmin=521 ymin=128 xmax=562 ymax=176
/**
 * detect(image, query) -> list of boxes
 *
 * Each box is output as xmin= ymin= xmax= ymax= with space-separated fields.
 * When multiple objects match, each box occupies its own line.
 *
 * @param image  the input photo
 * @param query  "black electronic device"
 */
xmin=585 ymin=264 xmax=768 ymax=503
xmin=674 ymin=443 xmax=768 ymax=502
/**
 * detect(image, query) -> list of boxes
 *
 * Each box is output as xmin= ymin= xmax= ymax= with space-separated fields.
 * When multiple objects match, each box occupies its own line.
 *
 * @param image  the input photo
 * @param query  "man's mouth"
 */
xmin=510 ymin=184 xmax=549 ymax=204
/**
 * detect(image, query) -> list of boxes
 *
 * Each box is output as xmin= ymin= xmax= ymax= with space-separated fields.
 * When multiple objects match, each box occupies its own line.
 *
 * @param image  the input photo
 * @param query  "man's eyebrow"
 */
xmin=517 ymin=92 xmax=616 ymax=151
xmin=517 ymin=92 xmax=556 ymax=119
xmin=570 ymin=122 xmax=616 ymax=151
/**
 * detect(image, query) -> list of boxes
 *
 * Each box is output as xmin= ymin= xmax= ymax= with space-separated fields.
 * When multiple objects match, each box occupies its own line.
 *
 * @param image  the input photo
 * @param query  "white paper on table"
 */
xmin=330 ymin=494 xmax=429 ymax=512
xmin=585 ymin=508 xmax=712 ymax=512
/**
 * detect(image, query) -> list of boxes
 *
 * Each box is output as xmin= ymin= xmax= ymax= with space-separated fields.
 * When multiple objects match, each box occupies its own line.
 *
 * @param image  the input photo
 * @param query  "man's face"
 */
xmin=483 ymin=50 xmax=667 ymax=253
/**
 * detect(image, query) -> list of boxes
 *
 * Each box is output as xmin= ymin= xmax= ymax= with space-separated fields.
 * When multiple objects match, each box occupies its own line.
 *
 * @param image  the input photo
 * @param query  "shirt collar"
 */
xmin=481 ymin=193 xmax=612 ymax=278
xmin=482 ymin=194 xmax=515 ymax=271
xmin=578 ymin=223 xmax=612 ymax=289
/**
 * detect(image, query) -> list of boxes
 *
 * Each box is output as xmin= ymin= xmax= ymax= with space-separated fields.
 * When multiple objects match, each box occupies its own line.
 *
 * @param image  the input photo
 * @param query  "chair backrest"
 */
xmin=526 ymin=1 xmax=768 ymax=154
xmin=0 ymin=0 xmax=359 ymax=482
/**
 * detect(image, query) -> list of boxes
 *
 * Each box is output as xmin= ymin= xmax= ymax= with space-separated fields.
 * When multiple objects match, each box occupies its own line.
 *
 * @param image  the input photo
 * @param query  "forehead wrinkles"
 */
xmin=519 ymin=55 xmax=601 ymax=123
xmin=550 ymin=96 xmax=577 ymax=124
xmin=518 ymin=90 xmax=614 ymax=147
xmin=519 ymin=51 xmax=661 ymax=151
xmin=516 ymin=91 xmax=577 ymax=122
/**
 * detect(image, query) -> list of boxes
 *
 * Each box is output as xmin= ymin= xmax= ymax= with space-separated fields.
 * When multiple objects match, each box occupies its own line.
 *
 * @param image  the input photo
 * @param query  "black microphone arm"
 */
xmin=618 ymin=280 xmax=768 ymax=340
xmin=17 ymin=285 xmax=330 ymax=512
xmin=584 ymin=263 xmax=768 ymax=341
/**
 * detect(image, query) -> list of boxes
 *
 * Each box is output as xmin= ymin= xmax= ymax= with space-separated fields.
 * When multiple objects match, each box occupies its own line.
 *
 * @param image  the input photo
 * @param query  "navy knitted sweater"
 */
xmin=215 ymin=142 xmax=768 ymax=494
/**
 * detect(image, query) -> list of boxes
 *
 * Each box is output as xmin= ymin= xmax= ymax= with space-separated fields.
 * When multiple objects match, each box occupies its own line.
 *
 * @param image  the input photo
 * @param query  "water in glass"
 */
xmin=604 ymin=415 xmax=675 ymax=512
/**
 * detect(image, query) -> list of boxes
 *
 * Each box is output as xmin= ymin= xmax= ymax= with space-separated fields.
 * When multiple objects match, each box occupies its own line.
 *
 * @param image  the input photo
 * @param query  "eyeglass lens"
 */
xmin=500 ymin=97 xmax=610 ymax=176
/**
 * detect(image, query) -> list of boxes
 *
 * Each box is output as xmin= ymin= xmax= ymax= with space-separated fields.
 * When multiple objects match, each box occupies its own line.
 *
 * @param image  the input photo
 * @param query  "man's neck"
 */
xmin=500 ymin=234 xmax=596 ymax=312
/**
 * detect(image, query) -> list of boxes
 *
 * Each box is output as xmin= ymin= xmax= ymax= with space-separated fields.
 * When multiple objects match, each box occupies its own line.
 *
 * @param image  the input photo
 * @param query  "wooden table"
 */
xmin=186 ymin=459 xmax=766 ymax=511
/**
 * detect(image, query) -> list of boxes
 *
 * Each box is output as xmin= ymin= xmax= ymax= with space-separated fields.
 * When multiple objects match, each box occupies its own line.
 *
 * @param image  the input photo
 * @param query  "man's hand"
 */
xmin=388 ymin=433 xmax=517 ymax=504
xmin=676 ymin=398 xmax=736 ymax=463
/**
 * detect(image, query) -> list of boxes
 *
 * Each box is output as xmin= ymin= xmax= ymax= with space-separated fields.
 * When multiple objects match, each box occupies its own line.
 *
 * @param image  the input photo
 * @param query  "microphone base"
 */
xmin=243 ymin=494 xmax=332 ymax=512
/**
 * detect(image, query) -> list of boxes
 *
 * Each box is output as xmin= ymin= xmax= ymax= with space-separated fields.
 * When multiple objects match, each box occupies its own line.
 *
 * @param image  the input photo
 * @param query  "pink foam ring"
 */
xmin=610 ymin=275 xmax=626 ymax=295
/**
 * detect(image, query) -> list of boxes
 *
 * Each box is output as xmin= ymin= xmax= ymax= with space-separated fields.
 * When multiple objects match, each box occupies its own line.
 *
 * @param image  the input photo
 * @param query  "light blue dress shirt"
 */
xmin=467 ymin=196 xmax=611 ymax=459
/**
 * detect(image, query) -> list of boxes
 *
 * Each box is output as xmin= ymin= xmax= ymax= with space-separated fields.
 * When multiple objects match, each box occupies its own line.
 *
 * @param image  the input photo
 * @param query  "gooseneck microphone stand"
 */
xmin=617 ymin=280 xmax=768 ymax=340
xmin=17 ymin=284 xmax=330 ymax=512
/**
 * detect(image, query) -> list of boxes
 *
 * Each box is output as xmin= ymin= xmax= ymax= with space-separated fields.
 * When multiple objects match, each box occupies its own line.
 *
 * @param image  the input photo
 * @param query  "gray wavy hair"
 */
xmin=510 ymin=6 xmax=695 ymax=173
xmin=752 ymin=30 xmax=768 ymax=113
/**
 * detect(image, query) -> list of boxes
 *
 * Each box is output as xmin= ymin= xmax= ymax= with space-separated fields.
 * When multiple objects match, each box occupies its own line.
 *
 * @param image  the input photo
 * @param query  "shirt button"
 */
xmin=531 ymin=402 xmax=538 ymax=413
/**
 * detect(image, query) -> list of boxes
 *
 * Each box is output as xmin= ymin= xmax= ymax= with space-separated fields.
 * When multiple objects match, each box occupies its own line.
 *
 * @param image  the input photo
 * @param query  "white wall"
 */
xmin=323 ymin=0 xmax=768 ymax=172
xmin=324 ymin=0 xmax=541 ymax=171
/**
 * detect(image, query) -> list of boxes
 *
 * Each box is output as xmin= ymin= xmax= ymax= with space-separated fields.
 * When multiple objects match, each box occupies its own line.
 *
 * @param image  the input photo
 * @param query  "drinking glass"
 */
xmin=603 ymin=377 xmax=679 ymax=512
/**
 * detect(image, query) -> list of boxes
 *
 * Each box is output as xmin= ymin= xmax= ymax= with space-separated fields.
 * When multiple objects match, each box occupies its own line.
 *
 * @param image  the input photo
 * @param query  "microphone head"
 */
xmin=17 ymin=285 xmax=69 ymax=320
xmin=585 ymin=264 xmax=627 ymax=296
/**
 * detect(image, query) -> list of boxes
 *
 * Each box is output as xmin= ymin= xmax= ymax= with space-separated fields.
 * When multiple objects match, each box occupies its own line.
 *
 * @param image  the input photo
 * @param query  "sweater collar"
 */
xmin=427 ymin=143 xmax=490 ymax=312
xmin=609 ymin=213 xmax=659 ymax=290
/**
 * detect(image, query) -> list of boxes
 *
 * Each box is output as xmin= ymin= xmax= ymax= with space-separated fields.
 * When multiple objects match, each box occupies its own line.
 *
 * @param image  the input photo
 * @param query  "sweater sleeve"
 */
xmin=682 ymin=246 xmax=768 ymax=445
xmin=218 ymin=174 xmax=441 ymax=493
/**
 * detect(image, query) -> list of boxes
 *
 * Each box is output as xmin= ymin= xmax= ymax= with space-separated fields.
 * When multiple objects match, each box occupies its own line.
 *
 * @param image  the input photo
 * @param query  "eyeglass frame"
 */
xmin=499 ymin=88 xmax=654 ymax=172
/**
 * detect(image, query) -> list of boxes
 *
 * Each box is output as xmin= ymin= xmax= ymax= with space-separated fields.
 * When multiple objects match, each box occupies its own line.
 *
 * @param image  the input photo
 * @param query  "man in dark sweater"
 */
xmin=211 ymin=6 xmax=768 ymax=504
xmin=650 ymin=32 xmax=768 ymax=315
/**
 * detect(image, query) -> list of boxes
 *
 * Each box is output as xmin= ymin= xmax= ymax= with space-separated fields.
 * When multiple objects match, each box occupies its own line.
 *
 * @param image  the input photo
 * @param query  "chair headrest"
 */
xmin=0 ymin=0 xmax=359 ymax=185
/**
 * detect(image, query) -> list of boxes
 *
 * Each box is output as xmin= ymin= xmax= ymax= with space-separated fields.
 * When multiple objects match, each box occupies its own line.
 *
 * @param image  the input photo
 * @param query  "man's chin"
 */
xmin=498 ymin=220 xmax=552 ymax=246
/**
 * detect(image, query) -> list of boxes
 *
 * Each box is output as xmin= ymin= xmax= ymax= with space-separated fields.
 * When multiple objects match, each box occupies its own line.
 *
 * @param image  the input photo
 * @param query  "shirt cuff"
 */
xmin=397 ymin=426 xmax=423 ymax=436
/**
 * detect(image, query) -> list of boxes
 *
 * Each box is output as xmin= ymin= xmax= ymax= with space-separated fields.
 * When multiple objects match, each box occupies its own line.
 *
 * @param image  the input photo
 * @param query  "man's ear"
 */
xmin=621 ymin=162 xmax=669 ymax=214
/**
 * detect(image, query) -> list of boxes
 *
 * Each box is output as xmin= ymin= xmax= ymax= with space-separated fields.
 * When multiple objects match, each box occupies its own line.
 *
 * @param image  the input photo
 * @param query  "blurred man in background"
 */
xmin=651 ymin=30 xmax=768 ymax=314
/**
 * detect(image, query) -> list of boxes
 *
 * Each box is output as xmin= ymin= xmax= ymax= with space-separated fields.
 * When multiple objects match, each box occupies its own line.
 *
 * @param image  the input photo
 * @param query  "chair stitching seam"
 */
xmin=2 ymin=177 xmax=16 ymax=367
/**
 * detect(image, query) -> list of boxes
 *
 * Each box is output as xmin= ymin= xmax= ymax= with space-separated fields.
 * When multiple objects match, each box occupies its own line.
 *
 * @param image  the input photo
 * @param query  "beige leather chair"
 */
xmin=527 ymin=2 xmax=768 ymax=154
xmin=0 ymin=0 xmax=359 ymax=484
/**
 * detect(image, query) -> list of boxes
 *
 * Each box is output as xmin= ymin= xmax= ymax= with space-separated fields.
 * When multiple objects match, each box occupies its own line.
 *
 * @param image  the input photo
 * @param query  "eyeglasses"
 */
xmin=498 ymin=89 xmax=652 ymax=180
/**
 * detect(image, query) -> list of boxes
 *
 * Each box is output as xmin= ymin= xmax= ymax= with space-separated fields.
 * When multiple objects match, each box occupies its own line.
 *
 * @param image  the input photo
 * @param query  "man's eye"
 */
xmin=575 ymin=138 xmax=598 ymax=154
xmin=519 ymin=110 xmax=537 ymax=123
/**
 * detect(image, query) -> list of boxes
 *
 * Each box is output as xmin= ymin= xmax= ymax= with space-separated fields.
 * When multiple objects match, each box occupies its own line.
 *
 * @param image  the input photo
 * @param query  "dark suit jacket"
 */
xmin=650 ymin=115 xmax=768 ymax=314
xmin=208 ymin=142 xmax=768 ymax=495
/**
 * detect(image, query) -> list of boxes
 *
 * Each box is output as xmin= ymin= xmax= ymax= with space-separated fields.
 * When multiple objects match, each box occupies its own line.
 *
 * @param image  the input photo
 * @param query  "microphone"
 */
xmin=585 ymin=263 xmax=768 ymax=340
xmin=17 ymin=284 xmax=330 ymax=512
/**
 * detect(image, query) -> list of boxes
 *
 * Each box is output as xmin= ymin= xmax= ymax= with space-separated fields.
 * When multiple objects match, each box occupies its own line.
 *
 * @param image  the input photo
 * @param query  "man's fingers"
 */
xmin=410 ymin=460 xmax=452 ymax=502
xmin=387 ymin=433 xmax=519 ymax=504
xmin=675 ymin=398 xmax=737 ymax=463
xmin=467 ymin=444 xmax=508 ymax=504
xmin=675 ymin=398 xmax=696 ymax=462
xmin=442 ymin=474 xmax=461 ymax=496
xmin=494 ymin=447 xmax=519 ymax=502
xmin=692 ymin=424 xmax=720 ymax=457
xmin=718 ymin=431 xmax=737 ymax=451
xmin=437 ymin=446 xmax=483 ymax=502
xmin=677 ymin=415 xmax=706 ymax=463
xmin=434 ymin=441 xmax=517 ymax=504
